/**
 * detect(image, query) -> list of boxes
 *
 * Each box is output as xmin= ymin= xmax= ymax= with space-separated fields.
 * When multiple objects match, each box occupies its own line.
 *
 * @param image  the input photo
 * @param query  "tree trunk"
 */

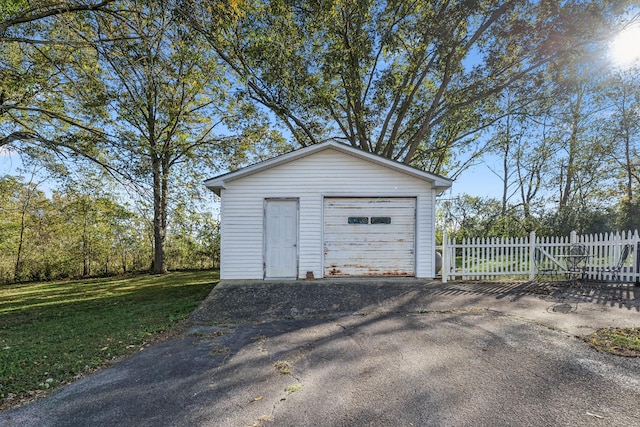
xmin=501 ymin=112 xmax=512 ymax=217
xmin=559 ymin=90 xmax=582 ymax=210
xmin=121 ymin=248 xmax=127 ymax=273
xmin=623 ymin=126 xmax=633 ymax=202
xmin=14 ymin=207 xmax=27 ymax=282
xmin=152 ymin=155 xmax=168 ymax=274
xmin=13 ymin=186 xmax=35 ymax=282
xmin=82 ymin=223 xmax=90 ymax=276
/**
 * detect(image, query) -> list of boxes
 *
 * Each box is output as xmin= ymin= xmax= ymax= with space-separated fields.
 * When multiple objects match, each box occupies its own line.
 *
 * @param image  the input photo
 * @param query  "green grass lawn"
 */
xmin=0 ymin=270 xmax=219 ymax=410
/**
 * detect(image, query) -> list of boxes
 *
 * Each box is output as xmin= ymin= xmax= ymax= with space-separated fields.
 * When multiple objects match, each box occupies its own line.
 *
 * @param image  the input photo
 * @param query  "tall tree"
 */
xmin=543 ymin=60 xmax=614 ymax=213
xmin=513 ymin=120 xmax=556 ymax=227
xmin=596 ymin=64 xmax=640 ymax=231
xmin=488 ymin=88 xmax=526 ymax=216
xmin=68 ymin=0 xmax=255 ymax=273
xmin=4 ymin=173 xmax=48 ymax=281
xmin=186 ymin=0 xmax=628 ymax=171
xmin=602 ymin=67 xmax=640 ymax=202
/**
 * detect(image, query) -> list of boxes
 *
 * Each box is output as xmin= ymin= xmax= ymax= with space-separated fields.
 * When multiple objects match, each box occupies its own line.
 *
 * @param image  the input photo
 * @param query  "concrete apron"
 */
xmin=190 ymin=279 xmax=640 ymax=337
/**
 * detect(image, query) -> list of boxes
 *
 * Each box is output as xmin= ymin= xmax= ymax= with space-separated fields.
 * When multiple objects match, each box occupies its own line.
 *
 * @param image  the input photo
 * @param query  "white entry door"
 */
xmin=265 ymin=199 xmax=298 ymax=278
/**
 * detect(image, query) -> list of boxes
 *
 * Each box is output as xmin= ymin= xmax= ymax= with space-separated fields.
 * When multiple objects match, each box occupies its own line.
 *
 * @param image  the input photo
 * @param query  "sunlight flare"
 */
xmin=611 ymin=25 xmax=640 ymax=67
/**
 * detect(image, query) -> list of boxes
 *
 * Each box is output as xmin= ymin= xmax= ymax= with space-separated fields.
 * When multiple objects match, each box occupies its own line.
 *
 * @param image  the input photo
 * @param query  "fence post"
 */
xmin=635 ymin=229 xmax=640 ymax=286
xmin=529 ymin=231 xmax=536 ymax=281
xmin=441 ymin=230 xmax=448 ymax=283
xmin=570 ymin=230 xmax=577 ymax=244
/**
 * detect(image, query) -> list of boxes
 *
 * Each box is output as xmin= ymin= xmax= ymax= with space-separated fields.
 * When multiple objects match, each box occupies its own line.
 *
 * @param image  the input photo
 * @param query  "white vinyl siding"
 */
xmin=323 ymin=198 xmax=416 ymax=276
xmin=219 ymin=148 xmax=437 ymax=279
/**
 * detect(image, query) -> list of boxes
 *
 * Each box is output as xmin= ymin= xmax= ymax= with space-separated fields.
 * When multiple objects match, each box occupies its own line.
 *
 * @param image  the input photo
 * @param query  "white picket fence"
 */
xmin=440 ymin=230 xmax=640 ymax=283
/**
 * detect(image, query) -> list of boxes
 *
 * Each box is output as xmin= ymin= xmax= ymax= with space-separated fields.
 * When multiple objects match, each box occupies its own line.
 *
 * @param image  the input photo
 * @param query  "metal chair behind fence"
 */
xmin=597 ymin=244 xmax=633 ymax=283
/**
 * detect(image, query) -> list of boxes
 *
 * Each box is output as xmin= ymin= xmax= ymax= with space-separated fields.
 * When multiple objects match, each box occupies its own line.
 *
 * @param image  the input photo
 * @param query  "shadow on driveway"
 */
xmin=457 ymin=280 xmax=639 ymax=309
xmin=190 ymin=279 xmax=640 ymax=325
xmin=2 ymin=279 xmax=640 ymax=427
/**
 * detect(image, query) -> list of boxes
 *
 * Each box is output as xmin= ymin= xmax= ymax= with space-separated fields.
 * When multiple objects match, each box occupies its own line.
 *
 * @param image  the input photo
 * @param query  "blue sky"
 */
xmin=444 ymin=160 xmax=503 ymax=199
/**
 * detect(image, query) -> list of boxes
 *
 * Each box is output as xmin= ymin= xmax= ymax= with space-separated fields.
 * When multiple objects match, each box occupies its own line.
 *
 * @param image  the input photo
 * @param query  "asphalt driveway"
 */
xmin=1 ymin=280 xmax=640 ymax=426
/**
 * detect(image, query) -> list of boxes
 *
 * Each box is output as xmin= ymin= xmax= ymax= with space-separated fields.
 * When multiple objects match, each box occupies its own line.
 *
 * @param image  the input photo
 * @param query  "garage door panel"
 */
xmin=323 ymin=219 xmax=415 ymax=227
xmin=323 ymin=226 xmax=414 ymax=236
xmin=324 ymin=199 xmax=414 ymax=208
xmin=325 ymin=259 xmax=414 ymax=277
xmin=324 ymin=240 xmax=415 ymax=249
xmin=325 ymin=216 xmax=414 ymax=228
xmin=325 ymin=252 xmax=415 ymax=263
xmin=322 ymin=224 xmax=415 ymax=234
xmin=323 ymin=197 xmax=415 ymax=277
xmin=325 ymin=213 xmax=413 ymax=221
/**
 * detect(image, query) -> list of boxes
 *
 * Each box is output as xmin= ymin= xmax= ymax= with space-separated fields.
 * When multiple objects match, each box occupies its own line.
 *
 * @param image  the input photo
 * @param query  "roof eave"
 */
xmin=204 ymin=178 xmax=225 ymax=196
xmin=202 ymin=140 xmax=453 ymax=192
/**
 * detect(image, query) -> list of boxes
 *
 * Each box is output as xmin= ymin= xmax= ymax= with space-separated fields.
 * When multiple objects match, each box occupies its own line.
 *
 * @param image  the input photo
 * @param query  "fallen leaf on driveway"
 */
xmin=586 ymin=412 xmax=604 ymax=419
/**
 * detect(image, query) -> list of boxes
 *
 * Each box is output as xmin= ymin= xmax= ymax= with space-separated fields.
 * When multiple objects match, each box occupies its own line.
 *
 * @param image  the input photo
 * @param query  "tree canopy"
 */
xmin=0 ymin=1 xmax=116 ymax=160
xmin=187 ymin=0 xmax=631 ymax=174
xmin=1 ymin=0 xmax=281 ymax=274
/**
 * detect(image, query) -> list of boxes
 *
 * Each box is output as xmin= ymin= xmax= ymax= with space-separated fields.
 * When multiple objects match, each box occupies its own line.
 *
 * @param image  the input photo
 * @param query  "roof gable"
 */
xmin=204 ymin=139 xmax=452 ymax=195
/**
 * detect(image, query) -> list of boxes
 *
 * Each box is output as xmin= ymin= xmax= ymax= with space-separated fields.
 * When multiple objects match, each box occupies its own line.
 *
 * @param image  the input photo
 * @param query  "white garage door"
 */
xmin=323 ymin=197 xmax=416 ymax=277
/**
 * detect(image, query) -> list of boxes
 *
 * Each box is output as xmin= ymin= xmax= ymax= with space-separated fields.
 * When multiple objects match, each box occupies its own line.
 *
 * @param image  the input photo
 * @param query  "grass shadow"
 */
xmin=0 ymin=270 xmax=220 ymax=409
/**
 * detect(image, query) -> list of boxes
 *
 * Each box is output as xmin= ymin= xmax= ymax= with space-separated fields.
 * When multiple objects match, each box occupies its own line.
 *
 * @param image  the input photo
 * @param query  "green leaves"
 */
xmin=191 ymin=0 xmax=631 ymax=176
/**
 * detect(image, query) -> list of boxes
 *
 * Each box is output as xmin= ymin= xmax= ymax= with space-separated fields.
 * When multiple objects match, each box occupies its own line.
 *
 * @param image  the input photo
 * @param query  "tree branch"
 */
xmin=0 ymin=1 xmax=116 ymax=35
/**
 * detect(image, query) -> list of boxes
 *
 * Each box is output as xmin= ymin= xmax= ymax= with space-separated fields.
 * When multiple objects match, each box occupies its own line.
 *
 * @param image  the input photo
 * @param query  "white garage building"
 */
xmin=204 ymin=140 xmax=452 ymax=280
